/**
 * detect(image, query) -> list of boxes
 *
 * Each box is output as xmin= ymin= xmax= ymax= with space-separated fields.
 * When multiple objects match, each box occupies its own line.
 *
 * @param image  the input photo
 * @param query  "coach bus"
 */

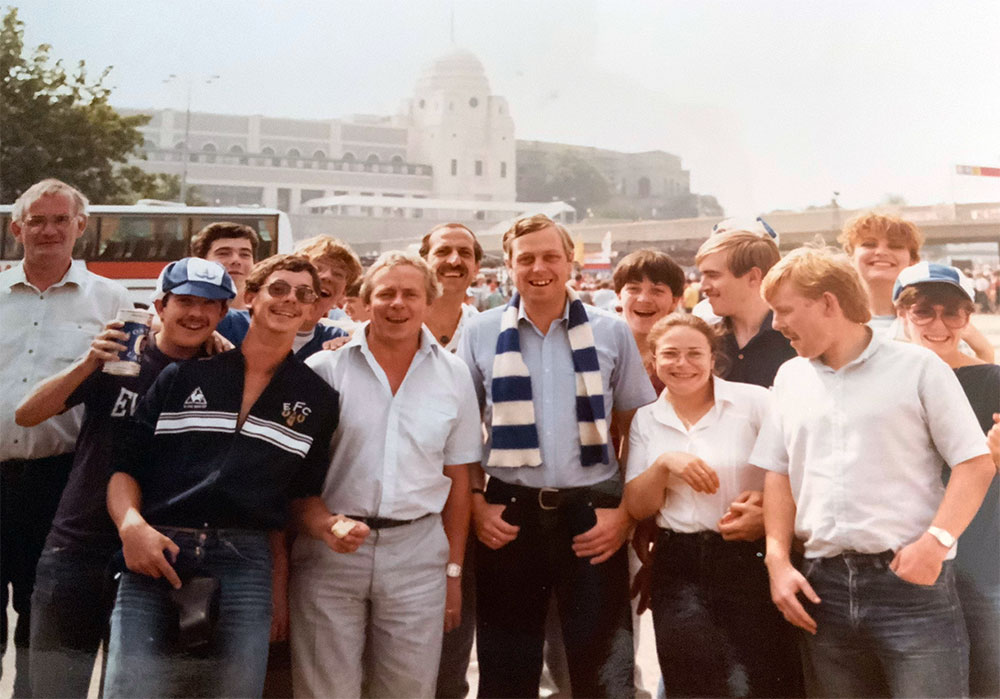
xmin=0 ymin=202 xmax=292 ymax=301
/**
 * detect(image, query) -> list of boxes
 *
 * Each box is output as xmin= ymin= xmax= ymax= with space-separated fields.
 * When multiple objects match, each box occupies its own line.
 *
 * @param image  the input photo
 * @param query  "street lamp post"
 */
xmin=163 ymin=73 xmax=220 ymax=203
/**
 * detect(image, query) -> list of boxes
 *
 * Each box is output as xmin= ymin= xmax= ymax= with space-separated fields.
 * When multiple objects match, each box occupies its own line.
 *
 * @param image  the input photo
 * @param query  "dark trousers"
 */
xmin=475 ymin=479 xmax=634 ymax=699
xmin=650 ymin=530 xmax=802 ymax=698
xmin=29 ymin=546 xmax=118 ymax=698
xmin=0 ymin=453 xmax=74 ymax=698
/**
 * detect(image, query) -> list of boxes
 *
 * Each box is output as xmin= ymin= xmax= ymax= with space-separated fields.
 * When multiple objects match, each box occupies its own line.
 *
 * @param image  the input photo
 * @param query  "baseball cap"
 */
xmin=156 ymin=257 xmax=237 ymax=300
xmin=892 ymin=262 xmax=975 ymax=302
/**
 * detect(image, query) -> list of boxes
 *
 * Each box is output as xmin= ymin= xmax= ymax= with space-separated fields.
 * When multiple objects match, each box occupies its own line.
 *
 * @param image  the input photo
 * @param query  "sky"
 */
xmin=13 ymin=0 xmax=1000 ymax=215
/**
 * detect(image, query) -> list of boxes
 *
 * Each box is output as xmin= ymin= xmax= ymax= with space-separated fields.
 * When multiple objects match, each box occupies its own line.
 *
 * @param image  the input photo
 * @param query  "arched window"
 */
xmin=261 ymin=146 xmax=278 ymax=167
xmin=286 ymin=148 xmax=300 ymax=168
xmin=313 ymin=150 xmax=327 ymax=170
xmin=391 ymin=154 xmax=404 ymax=173
xmin=229 ymin=145 xmax=248 ymax=166
xmin=342 ymin=152 xmax=356 ymax=163
xmin=202 ymin=143 xmax=217 ymax=164
xmin=173 ymin=141 xmax=186 ymax=162
xmin=638 ymin=176 xmax=651 ymax=198
xmin=365 ymin=153 xmax=380 ymax=172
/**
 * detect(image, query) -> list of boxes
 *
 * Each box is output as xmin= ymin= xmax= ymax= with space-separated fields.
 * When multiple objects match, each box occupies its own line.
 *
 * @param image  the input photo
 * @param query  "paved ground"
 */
xmin=4 ymin=314 xmax=998 ymax=698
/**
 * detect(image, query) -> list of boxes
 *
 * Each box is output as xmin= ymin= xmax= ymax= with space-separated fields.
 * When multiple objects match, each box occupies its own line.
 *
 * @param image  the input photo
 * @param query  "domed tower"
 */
xmin=404 ymin=48 xmax=516 ymax=202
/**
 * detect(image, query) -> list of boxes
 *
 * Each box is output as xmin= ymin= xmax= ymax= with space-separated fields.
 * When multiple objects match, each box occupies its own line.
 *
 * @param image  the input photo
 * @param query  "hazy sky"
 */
xmin=14 ymin=0 xmax=1000 ymax=215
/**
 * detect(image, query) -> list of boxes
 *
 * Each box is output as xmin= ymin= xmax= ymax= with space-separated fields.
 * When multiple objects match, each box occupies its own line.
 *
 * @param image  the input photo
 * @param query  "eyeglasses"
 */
xmin=907 ymin=305 xmax=969 ymax=329
xmin=264 ymin=280 xmax=318 ymax=303
xmin=23 ymin=215 xmax=77 ymax=229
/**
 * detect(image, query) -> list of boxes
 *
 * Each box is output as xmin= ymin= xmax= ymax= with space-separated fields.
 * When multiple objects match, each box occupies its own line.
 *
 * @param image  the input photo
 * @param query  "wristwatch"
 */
xmin=446 ymin=563 xmax=462 ymax=578
xmin=927 ymin=526 xmax=956 ymax=548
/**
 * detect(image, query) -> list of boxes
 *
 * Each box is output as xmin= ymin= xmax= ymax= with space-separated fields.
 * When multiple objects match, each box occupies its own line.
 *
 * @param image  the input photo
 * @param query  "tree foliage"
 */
xmin=518 ymin=151 xmax=611 ymax=216
xmin=0 ymin=7 xmax=153 ymax=203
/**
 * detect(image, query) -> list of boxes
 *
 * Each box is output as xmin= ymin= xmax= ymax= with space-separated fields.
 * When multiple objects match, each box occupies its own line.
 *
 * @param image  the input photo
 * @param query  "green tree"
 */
xmin=518 ymin=151 xmax=610 ymax=216
xmin=0 ymin=7 xmax=154 ymax=202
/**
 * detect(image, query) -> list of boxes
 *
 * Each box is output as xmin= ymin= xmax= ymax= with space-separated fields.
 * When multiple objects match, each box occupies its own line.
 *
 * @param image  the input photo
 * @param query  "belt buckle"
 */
xmin=538 ymin=487 xmax=559 ymax=510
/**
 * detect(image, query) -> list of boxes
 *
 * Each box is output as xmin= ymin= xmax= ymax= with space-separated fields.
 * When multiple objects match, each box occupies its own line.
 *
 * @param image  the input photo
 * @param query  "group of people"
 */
xmin=1 ymin=177 xmax=999 ymax=699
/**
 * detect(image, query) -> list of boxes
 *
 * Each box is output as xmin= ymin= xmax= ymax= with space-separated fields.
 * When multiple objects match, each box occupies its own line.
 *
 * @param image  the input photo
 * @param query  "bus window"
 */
xmin=190 ymin=216 xmax=278 ymax=259
xmin=96 ymin=216 xmax=184 ymax=261
xmin=0 ymin=214 xmax=94 ymax=261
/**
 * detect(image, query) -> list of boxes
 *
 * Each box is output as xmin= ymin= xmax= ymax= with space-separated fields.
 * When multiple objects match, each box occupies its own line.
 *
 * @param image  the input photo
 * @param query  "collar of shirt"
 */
xmin=516 ymin=295 xmax=570 ymax=335
xmin=1 ymin=259 xmax=86 ymax=293
xmin=345 ymin=321 xmax=439 ymax=363
xmin=722 ymin=310 xmax=774 ymax=347
xmin=649 ymin=376 xmax=740 ymax=432
xmin=808 ymin=326 xmax=879 ymax=374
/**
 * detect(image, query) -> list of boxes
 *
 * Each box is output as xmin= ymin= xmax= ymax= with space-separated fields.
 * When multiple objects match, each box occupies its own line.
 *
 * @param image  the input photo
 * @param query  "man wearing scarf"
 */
xmin=457 ymin=215 xmax=655 ymax=699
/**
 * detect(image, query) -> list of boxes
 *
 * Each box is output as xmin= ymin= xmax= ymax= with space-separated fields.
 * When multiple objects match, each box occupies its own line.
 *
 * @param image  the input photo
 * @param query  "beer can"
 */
xmin=103 ymin=309 xmax=153 ymax=376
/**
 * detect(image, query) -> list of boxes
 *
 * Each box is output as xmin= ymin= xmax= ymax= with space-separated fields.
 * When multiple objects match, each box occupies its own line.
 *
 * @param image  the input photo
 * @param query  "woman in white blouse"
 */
xmin=624 ymin=313 xmax=799 ymax=698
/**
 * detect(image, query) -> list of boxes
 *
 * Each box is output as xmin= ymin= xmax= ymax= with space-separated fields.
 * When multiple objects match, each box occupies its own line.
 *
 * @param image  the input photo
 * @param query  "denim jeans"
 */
xmin=799 ymin=553 xmax=968 ymax=698
xmin=955 ymin=570 xmax=1000 ymax=697
xmin=104 ymin=527 xmax=272 ymax=698
xmin=650 ymin=530 xmax=802 ymax=698
xmin=29 ymin=545 xmax=118 ymax=698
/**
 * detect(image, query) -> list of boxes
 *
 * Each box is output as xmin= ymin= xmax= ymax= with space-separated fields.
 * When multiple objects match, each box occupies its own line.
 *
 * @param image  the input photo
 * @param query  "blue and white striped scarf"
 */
xmin=488 ymin=287 xmax=609 ymax=468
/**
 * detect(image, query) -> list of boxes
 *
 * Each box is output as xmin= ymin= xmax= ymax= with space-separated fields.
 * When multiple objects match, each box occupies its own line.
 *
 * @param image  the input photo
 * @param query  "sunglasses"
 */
xmin=907 ymin=305 xmax=969 ymax=329
xmin=264 ymin=280 xmax=318 ymax=304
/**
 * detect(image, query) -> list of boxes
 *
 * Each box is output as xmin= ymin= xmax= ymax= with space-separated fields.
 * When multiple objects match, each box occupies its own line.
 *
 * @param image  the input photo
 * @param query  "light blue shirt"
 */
xmin=457 ymin=300 xmax=656 ymax=488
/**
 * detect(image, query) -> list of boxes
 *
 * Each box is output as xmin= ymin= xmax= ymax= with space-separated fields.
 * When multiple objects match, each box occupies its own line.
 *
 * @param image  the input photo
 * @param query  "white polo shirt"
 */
xmin=305 ymin=324 xmax=482 ymax=520
xmin=626 ymin=377 xmax=769 ymax=533
xmin=0 ymin=261 xmax=130 ymax=461
xmin=750 ymin=331 xmax=988 ymax=559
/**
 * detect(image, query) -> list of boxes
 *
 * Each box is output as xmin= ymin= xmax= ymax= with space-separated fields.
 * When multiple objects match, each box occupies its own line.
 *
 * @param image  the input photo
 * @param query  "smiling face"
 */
xmin=246 ymin=269 xmax=316 ymax=335
xmin=619 ymin=276 xmax=679 ymax=336
xmin=654 ymin=325 xmax=714 ymax=398
xmin=899 ymin=287 xmax=971 ymax=359
xmin=507 ymin=225 xmax=573 ymax=310
xmin=155 ymin=294 xmax=227 ymax=352
xmin=11 ymin=192 xmax=86 ymax=268
xmin=768 ymin=281 xmax=836 ymax=361
xmin=366 ymin=263 xmax=430 ymax=345
xmin=850 ymin=233 xmax=914 ymax=288
xmin=205 ymin=237 xmax=255 ymax=290
xmin=697 ymin=250 xmax=755 ymax=318
xmin=426 ymin=226 xmax=480 ymax=297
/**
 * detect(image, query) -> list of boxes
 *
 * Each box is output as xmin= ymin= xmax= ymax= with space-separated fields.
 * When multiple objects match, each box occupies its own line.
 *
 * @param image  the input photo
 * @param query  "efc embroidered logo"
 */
xmin=183 ymin=387 xmax=208 ymax=409
xmin=282 ymin=401 xmax=311 ymax=427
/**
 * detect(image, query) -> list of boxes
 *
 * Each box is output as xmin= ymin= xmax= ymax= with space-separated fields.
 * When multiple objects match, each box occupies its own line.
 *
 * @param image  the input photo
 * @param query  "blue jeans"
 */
xmin=799 ymin=553 xmax=968 ymax=698
xmin=104 ymin=527 xmax=272 ymax=698
xmin=29 ymin=545 xmax=118 ymax=698
xmin=955 ymin=571 xmax=1000 ymax=697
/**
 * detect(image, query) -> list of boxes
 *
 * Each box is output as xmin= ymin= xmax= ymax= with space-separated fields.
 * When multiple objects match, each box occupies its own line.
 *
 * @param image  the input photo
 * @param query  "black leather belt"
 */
xmin=486 ymin=479 xmax=616 ymax=511
xmin=346 ymin=513 xmax=431 ymax=530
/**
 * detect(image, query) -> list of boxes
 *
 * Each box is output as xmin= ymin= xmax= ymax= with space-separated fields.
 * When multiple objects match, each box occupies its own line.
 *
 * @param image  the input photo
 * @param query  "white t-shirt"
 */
xmin=627 ymin=377 xmax=770 ymax=532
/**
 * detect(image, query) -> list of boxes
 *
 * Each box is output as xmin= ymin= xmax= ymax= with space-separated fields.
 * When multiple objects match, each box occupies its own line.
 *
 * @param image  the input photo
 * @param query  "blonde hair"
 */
xmin=838 ymin=212 xmax=922 ymax=263
xmin=695 ymin=230 xmax=780 ymax=278
xmin=294 ymin=235 xmax=363 ymax=286
xmin=360 ymin=251 xmax=441 ymax=305
xmin=761 ymin=246 xmax=872 ymax=324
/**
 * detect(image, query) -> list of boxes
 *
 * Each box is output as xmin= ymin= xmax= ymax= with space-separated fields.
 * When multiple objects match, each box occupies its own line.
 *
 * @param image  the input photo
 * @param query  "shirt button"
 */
xmin=33 ymin=322 xmax=38 ymax=326
xmin=27 ymin=349 xmax=32 ymax=354
xmin=38 ymin=295 xmax=43 ymax=300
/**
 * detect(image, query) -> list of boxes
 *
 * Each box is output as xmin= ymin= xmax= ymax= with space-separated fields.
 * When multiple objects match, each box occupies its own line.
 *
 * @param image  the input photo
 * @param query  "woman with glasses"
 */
xmin=623 ymin=313 xmax=799 ymax=697
xmin=894 ymin=262 xmax=1000 ymax=698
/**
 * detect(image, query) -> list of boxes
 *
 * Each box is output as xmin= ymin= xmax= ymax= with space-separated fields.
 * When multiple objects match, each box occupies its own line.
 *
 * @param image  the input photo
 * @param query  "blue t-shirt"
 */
xmin=217 ymin=308 xmax=251 ymax=346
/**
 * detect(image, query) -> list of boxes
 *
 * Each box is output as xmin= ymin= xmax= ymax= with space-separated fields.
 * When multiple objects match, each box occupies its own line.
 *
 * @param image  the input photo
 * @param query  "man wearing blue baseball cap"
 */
xmin=102 ymin=254 xmax=339 ymax=698
xmin=14 ymin=257 xmax=235 ymax=698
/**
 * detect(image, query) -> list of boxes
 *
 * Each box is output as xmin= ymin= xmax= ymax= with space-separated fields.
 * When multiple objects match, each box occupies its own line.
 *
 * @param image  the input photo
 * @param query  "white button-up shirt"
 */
xmin=0 ymin=261 xmax=130 ymax=461
xmin=750 ymin=332 xmax=988 ymax=559
xmin=306 ymin=324 xmax=482 ymax=520
xmin=627 ymin=377 xmax=770 ymax=532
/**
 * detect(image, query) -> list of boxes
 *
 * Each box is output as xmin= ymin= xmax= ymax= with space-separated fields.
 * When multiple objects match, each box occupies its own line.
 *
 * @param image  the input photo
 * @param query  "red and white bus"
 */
xmin=0 ymin=202 xmax=292 ymax=302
